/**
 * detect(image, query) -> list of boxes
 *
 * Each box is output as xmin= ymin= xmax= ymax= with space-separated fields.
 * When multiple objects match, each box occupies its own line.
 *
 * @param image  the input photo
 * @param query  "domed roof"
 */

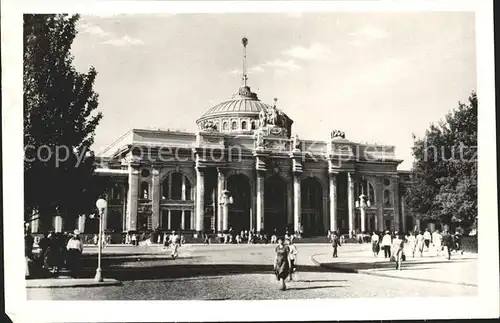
xmin=199 ymin=86 xmax=271 ymax=120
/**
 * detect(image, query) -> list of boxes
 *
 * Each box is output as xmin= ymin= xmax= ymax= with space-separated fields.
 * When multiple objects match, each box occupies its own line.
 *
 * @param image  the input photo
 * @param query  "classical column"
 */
xmin=168 ymin=174 xmax=172 ymax=200
xmin=167 ymin=210 xmax=171 ymax=229
xmin=181 ymin=210 xmax=185 ymax=230
xmin=217 ymin=169 xmax=225 ymax=232
xmin=360 ymin=202 xmax=366 ymax=233
xmin=376 ymin=177 xmax=384 ymax=231
xmin=126 ymin=166 xmax=139 ymax=231
xmin=329 ymin=173 xmax=338 ymax=233
xmin=54 ymin=215 xmax=63 ymax=233
xmin=256 ymin=171 xmax=265 ymax=232
xmin=392 ymin=177 xmax=400 ymax=231
xmin=222 ymin=202 xmax=229 ymax=231
xmin=347 ymin=172 xmax=355 ymax=234
xmin=195 ymin=167 xmax=205 ymax=232
xmin=293 ymin=174 xmax=301 ymax=234
xmin=30 ymin=212 xmax=40 ymax=234
xmin=151 ymin=167 xmax=161 ymax=229
xmin=181 ymin=175 xmax=186 ymax=200
xmin=78 ymin=215 xmax=86 ymax=233
xmin=401 ymin=195 xmax=406 ymax=232
xmin=122 ymin=185 xmax=128 ymax=232
xmin=287 ymin=182 xmax=294 ymax=227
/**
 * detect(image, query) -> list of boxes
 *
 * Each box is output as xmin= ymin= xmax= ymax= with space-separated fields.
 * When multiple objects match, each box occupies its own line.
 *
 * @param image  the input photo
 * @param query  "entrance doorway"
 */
xmin=227 ymin=174 xmax=251 ymax=233
xmin=301 ymin=177 xmax=324 ymax=236
xmin=264 ymin=175 xmax=288 ymax=235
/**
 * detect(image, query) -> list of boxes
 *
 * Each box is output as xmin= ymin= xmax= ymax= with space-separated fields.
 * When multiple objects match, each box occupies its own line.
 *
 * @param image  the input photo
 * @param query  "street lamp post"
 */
xmin=94 ymin=198 xmax=107 ymax=282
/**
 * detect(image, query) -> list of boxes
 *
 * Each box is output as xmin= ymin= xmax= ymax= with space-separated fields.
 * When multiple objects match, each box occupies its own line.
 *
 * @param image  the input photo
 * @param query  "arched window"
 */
xmin=162 ymin=173 xmax=192 ymax=200
xmin=251 ymin=120 xmax=257 ymax=130
xmin=140 ymin=181 xmax=149 ymax=200
xmin=222 ymin=121 xmax=228 ymax=131
xmin=231 ymin=121 xmax=237 ymax=130
xmin=241 ymin=121 xmax=247 ymax=130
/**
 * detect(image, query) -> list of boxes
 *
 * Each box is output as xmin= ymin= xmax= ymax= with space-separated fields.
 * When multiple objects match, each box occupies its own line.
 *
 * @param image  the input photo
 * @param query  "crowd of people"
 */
xmin=372 ymin=228 xmax=463 ymax=270
xmin=324 ymin=228 xmax=464 ymax=271
xmin=25 ymin=229 xmax=84 ymax=278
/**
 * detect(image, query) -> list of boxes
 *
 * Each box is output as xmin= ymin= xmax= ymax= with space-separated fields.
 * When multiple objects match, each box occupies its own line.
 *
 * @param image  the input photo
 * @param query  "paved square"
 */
xmin=27 ymin=243 xmax=477 ymax=300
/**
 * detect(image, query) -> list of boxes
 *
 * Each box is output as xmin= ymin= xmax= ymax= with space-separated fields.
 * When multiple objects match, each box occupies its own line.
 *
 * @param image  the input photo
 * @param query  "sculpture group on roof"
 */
xmin=331 ymin=129 xmax=346 ymax=139
xmin=202 ymin=120 xmax=218 ymax=132
xmin=258 ymin=99 xmax=292 ymax=132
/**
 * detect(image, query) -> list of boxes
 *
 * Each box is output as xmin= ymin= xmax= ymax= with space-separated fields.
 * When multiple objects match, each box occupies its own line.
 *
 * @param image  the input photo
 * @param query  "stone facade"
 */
xmin=79 ymin=123 xmax=414 ymax=236
xmin=28 ymin=40 xmax=418 ymax=237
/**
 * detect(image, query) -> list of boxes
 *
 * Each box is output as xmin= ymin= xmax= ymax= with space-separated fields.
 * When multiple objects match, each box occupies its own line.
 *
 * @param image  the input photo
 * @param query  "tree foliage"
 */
xmin=24 ymin=14 xmax=106 ymax=225
xmin=406 ymin=92 xmax=477 ymax=230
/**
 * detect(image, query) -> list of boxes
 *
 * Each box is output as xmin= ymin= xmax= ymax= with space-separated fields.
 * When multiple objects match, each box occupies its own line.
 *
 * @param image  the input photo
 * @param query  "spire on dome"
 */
xmin=242 ymin=37 xmax=248 ymax=87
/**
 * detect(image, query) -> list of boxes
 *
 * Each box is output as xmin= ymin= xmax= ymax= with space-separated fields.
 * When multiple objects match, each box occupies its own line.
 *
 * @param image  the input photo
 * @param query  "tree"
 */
xmin=406 ymin=92 xmax=477 ymax=231
xmin=24 ymin=14 xmax=105 ymax=227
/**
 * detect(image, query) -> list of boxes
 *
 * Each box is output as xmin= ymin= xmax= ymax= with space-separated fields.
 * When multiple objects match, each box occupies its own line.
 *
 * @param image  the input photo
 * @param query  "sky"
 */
xmin=71 ymin=12 xmax=476 ymax=170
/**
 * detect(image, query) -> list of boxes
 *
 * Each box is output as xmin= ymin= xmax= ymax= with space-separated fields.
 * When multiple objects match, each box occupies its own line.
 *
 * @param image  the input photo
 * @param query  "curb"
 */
xmin=26 ymin=278 xmax=122 ymax=289
xmin=310 ymin=253 xmax=478 ymax=287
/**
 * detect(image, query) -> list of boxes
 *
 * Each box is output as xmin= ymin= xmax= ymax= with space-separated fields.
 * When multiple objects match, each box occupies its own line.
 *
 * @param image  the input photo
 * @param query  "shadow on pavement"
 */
xmin=321 ymin=257 xmax=474 ymax=272
xmin=72 ymin=263 xmax=339 ymax=281
xmin=287 ymin=285 xmax=340 ymax=291
xmin=297 ymin=279 xmax=348 ymax=283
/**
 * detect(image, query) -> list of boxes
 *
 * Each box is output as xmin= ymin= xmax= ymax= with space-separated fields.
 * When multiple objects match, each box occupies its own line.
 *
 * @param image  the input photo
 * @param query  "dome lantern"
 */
xmin=196 ymin=38 xmax=293 ymax=136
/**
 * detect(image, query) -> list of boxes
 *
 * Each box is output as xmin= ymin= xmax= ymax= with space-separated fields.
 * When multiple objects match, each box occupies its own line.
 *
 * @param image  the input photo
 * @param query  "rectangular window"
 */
xmin=184 ymin=210 xmax=191 ymax=230
xmin=170 ymin=210 xmax=182 ymax=230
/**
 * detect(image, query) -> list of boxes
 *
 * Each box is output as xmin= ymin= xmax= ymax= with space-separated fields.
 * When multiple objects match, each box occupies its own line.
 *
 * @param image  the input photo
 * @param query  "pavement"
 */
xmin=26 ymin=277 xmax=121 ymax=288
xmin=26 ymin=243 xmax=477 ymax=296
xmin=311 ymin=245 xmax=477 ymax=287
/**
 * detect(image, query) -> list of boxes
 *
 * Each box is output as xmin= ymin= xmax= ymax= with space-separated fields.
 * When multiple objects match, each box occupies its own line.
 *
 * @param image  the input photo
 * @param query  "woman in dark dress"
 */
xmin=273 ymin=238 xmax=291 ymax=291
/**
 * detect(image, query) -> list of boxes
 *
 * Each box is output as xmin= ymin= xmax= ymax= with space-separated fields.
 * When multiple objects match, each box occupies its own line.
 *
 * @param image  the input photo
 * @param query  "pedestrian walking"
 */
xmin=273 ymin=238 xmax=291 ymax=291
xmin=66 ymin=230 xmax=83 ymax=278
xmin=381 ymin=231 xmax=392 ymax=259
xmin=407 ymin=231 xmax=417 ymax=258
xmin=454 ymin=230 xmax=464 ymax=255
xmin=203 ymin=232 xmax=210 ymax=245
xmin=416 ymin=231 xmax=425 ymax=257
xmin=286 ymin=239 xmax=298 ymax=281
xmin=432 ymin=229 xmax=443 ymax=256
xmin=331 ymin=231 xmax=341 ymax=258
xmin=441 ymin=229 xmax=454 ymax=260
xmin=131 ymin=233 xmax=138 ymax=246
xmin=371 ymin=231 xmax=380 ymax=257
xmin=423 ymin=229 xmax=431 ymax=251
xmin=170 ymin=231 xmax=180 ymax=258
xmin=391 ymin=233 xmax=405 ymax=270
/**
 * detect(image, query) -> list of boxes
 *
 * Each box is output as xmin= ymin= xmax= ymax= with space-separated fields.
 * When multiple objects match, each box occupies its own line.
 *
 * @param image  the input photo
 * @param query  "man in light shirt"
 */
xmin=381 ymin=231 xmax=392 ymax=259
xmin=170 ymin=231 xmax=180 ymax=259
